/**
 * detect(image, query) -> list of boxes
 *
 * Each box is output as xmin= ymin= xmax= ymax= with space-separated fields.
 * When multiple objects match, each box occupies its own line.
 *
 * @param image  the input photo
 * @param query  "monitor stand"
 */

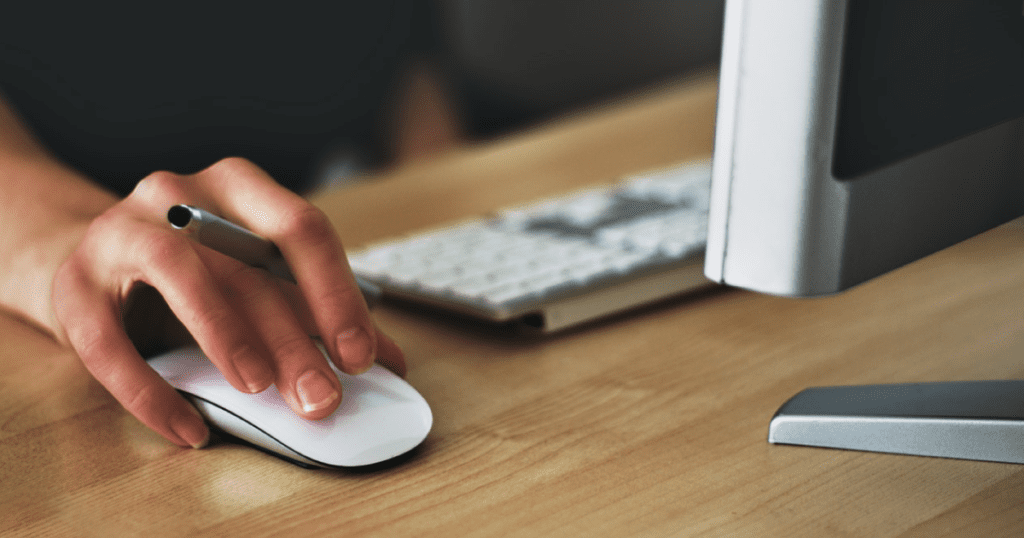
xmin=769 ymin=381 xmax=1024 ymax=464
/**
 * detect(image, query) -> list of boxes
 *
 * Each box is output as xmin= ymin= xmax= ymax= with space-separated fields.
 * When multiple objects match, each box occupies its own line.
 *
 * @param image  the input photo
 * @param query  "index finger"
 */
xmin=194 ymin=158 xmax=377 ymax=375
xmin=53 ymin=262 xmax=209 ymax=449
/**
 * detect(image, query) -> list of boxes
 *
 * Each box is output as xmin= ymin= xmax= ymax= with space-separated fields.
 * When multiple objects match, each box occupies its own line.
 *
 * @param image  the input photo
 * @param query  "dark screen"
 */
xmin=833 ymin=1 xmax=1024 ymax=179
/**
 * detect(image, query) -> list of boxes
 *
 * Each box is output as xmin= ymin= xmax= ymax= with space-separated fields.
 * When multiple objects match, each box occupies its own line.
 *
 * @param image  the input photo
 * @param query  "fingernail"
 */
xmin=296 ymin=370 xmax=339 ymax=413
xmin=243 ymin=376 xmax=270 ymax=394
xmin=337 ymin=327 xmax=374 ymax=374
xmin=173 ymin=404 xmax=210 ymax=449
xmin=240 ymin=357 xmax=273 ymax=394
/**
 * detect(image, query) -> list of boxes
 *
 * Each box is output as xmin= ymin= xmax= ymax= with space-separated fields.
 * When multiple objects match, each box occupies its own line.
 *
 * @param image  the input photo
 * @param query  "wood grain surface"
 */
xmin=3 ymin=73 xmax=1024 ymax=537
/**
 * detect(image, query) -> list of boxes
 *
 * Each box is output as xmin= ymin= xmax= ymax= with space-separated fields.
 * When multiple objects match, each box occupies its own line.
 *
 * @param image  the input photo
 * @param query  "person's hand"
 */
xmin=51 ymin=157 xmax=405 ymax=448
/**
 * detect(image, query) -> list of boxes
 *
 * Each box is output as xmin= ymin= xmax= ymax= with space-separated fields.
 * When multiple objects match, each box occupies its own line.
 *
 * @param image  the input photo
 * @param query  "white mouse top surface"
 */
xmin=148 ymin=346 xmax=432 ymax=467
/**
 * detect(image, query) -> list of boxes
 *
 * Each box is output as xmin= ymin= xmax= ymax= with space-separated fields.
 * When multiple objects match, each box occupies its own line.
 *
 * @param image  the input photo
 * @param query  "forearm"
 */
xmin=0 ymin=95 xmax=118 ymax=339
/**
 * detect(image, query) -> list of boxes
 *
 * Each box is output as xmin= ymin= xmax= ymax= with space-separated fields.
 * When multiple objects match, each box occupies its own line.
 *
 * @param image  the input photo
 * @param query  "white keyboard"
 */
xmin=347 ymin=159 xmax=713 ymax=332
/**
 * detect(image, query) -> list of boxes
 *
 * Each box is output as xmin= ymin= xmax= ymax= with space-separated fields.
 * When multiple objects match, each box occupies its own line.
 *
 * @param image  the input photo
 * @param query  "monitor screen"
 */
xmin=833 ymin=1 xmax=1024 ymax=179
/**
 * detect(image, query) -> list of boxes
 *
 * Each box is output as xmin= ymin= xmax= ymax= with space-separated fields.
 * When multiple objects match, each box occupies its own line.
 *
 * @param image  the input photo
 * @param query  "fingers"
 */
xmin=197 ymin=248 xmax=342 ymax=419
xmin=53 ymin=259 xmax=209 ymax=448
xmin=142 ymin=234 xmax=276 ymax=395
xmin=191 ymin=158 xmax=380 ymax=375
xmin=89 ymin=215 xmax=275 ymax=395
xmin=129 ymin=161 xmax=381 ymax=376
xmin=53 ymin=158 xmax=405 ymax=449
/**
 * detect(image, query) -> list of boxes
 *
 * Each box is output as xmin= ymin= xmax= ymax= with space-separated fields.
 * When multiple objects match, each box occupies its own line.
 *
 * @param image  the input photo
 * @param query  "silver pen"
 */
xmin=167 ymin=204 xmax=381 ymax=307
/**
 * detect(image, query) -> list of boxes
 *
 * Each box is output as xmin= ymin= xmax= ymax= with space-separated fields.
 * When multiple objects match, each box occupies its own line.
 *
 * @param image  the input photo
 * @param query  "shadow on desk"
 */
xmin=375 ymin=283 xmax=732 ymax=345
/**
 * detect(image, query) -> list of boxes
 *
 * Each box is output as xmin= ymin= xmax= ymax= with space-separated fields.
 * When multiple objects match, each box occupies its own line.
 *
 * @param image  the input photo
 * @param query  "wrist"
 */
xmin=0 ymin=208 xmax=91 ymax=342
xmin=0 ymin=159 xmax=116 ymax=340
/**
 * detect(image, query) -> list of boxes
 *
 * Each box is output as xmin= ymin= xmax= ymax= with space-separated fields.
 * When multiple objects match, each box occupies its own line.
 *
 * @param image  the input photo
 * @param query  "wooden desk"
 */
xmin=4 ymin=73 xmax=1024 ymax=536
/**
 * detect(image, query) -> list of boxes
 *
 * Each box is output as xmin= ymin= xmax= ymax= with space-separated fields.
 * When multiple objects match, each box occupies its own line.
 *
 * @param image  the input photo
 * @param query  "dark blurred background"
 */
xmin=438 ymin=0 xmax=724 ymax=138
xmin=0 ymin=0 xmax=724 ymax=193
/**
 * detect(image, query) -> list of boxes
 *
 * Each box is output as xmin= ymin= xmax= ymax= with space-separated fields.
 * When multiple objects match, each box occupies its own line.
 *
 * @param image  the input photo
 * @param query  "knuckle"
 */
xmin=74 ymin=325 xmax=108 ymax=366
xmin=319 ymin=282 xmax=362 ymax=306
xmin=205 ymin=156 xmax=258 ymax=177
xmin=87 ymin=207 xmax=119 ymax=231
xmin=186 ymin=304 xmax=235 ymax=338
xmin=74 ymin=330 xmax=127 ymax=390
xmin=80 ymin=208 xmax=128 ymax=250
xmin=269 ymin=333 xmax=317 ymax=364
xmin=120 ymin=383 xmax=159 ymax=417
xmin=276 ymin=204 xmax=334 ymax=245
xmin=131 ymin=170 xmax=186 ymax=202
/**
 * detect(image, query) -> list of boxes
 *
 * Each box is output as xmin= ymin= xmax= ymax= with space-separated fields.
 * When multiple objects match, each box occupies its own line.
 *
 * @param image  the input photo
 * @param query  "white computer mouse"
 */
xmin=148 ymin=345 xmax=432 ymax=468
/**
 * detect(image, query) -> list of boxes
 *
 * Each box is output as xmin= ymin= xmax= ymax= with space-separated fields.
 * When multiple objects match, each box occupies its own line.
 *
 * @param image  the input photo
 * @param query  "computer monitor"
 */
xmin=705 ymin=0 xmax=1024 ymax=297
xmin=704 ymin=0 xmax=1024 ymax=463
